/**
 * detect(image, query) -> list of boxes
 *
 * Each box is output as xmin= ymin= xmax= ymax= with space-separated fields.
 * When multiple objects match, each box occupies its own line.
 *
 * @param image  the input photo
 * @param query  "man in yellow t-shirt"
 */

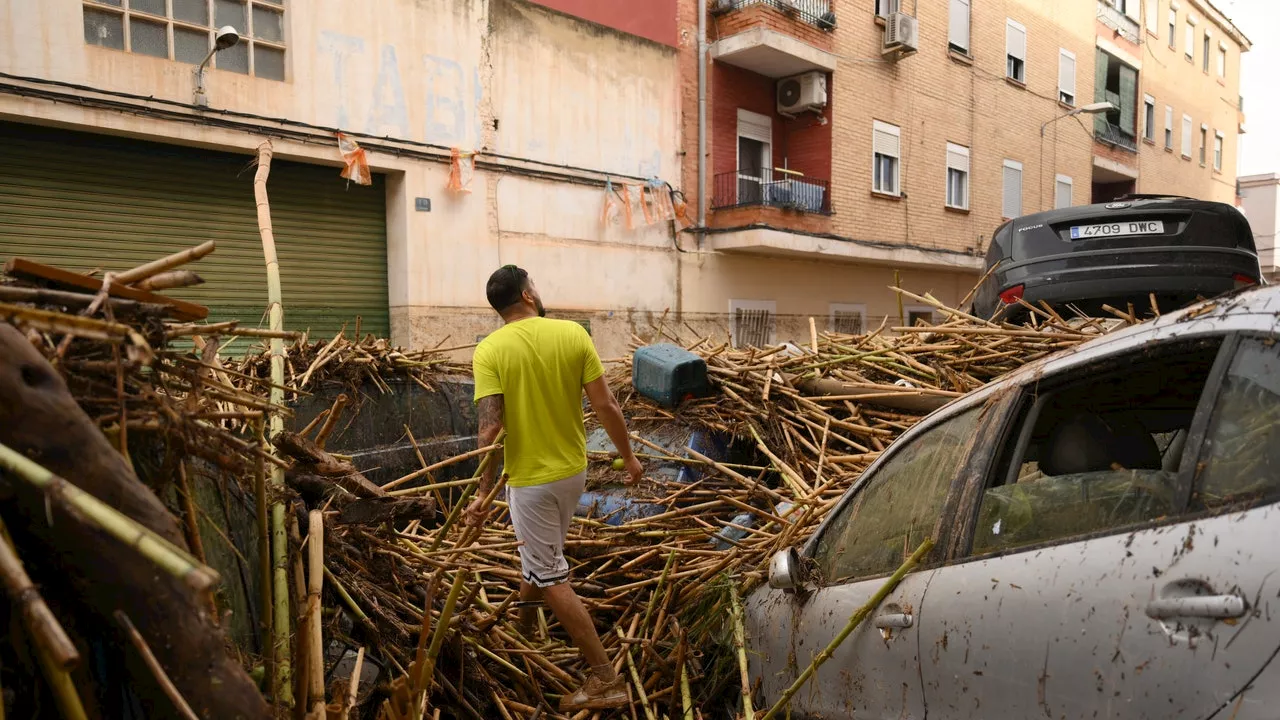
xmin=465 ymin=264 xmax=642 ymax=712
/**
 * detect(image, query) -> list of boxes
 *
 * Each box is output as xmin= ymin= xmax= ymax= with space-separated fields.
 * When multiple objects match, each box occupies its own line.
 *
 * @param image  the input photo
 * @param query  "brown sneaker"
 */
xmin=558 ymin=674 xmax=628 ymax=712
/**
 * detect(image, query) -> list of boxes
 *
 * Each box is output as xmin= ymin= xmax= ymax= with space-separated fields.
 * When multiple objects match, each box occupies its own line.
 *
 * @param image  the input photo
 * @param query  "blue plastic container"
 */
xmin=632 ymin=344 xmax=709 ymax=408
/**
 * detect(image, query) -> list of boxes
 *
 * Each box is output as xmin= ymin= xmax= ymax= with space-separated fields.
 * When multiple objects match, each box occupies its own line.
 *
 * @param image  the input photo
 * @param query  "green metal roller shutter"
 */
xmin=0 ymin=121 xmax=389 ymax=345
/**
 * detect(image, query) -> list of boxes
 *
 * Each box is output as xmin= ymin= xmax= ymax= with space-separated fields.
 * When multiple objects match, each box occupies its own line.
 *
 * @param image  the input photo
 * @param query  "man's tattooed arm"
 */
xmin=477 ymin=394 xmax=505 ymax=493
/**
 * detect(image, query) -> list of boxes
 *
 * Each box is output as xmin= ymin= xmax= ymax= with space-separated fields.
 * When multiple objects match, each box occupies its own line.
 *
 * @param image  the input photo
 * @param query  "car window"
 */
xmin=813 ymin=406 xmax=980 ymax=585
xmin=971 ymin=339 xmax=1222 ymax=556
xmin=1191 ymin=337 xmax=1280 ymax=512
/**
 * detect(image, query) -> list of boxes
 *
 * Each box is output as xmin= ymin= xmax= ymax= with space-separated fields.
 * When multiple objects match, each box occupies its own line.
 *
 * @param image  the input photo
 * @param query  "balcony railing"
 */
xmin=713 ymin=169 xmax=832 ymax=214
xmin=1094 ymin=119 xmax=1139 ymax=152
xmin=711 ymin=0 xmax=836 ymax=30
xmin=1096 ymin=1 xmax=1140 ymax=44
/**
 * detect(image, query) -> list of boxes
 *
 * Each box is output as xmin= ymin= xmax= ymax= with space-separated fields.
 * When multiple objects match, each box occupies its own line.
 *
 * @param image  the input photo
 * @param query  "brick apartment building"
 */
xmin=677 ymin=0 xmax=1250 ymax=344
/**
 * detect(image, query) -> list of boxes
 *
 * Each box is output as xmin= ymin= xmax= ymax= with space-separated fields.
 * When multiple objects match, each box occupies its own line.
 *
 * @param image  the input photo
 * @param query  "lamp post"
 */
xmin=1038 ymin=101 xmax=1116 ymax=209
xmin=1040 ymin=101 xmax=1117 ymax=137
xmin=193 ymin=26 xmax=241 ymax=108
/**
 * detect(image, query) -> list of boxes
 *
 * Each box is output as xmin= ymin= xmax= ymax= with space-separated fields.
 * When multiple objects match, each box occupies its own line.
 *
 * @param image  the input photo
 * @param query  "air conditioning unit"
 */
xmin=777 ymin=72 xmax=828 ymax=115
xmin=883 ymin=12 xmax=919 ymax=54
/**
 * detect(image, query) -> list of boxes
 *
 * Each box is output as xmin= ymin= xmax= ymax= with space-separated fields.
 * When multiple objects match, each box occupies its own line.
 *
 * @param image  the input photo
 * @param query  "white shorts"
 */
xmin=507 ymin=471 xmax=586 ymax=588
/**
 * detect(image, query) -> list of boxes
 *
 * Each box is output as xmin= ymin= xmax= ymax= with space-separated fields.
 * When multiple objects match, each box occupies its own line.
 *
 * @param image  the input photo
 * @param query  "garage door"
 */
xmin=0 ymin=121 xmax=389 ymax=344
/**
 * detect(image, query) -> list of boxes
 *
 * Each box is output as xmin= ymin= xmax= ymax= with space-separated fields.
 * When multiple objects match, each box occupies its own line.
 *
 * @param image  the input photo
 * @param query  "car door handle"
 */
xmin=873 ymin=613 xmax=914 ymax=629
xmin=1146 ymin=595 xmax=1247 ymax=620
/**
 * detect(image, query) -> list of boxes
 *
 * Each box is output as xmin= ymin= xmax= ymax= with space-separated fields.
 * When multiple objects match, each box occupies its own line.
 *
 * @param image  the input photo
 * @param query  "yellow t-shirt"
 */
xmin=472 ymin=317 xmax=605 ymax=487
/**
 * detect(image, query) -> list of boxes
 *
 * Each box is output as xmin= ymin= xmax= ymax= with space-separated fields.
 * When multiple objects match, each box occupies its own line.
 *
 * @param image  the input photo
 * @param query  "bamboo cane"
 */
xmin=135 ymin=270 xmax=205 ymax=291
xmin=759 ymin=538 xmax=934 ymax=720
xmin=0 ymin=519 xmax=79 ymax=670
xmin=0 ymin=442 xmax=219 ymax=591
xmin=255 ymin=139 xmax=294 ymax=706
xmin=115 ymin=610 xmax=200 ymax=720
xmin=308 ymin=510 xmax=326 ymax=716
xmin=729 ymin=584 xmax=755 ymax=720
xmin=114 ymin=240 xmax=216 ymax=285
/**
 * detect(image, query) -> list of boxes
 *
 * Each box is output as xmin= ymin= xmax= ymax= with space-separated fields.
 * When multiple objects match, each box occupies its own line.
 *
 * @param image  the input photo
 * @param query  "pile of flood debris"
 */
xmin=0 ymin=239 xmax=1147 ymax=720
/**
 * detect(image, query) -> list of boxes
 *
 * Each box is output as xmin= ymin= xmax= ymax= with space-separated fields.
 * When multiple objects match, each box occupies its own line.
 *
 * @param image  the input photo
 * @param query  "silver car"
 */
xmin=749 ymin=284 xmax=1280 ymax=719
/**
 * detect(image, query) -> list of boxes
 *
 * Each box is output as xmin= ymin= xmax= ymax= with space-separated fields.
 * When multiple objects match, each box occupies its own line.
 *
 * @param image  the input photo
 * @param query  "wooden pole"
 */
xmin=255 ymin=139 xmax=294 ymax=706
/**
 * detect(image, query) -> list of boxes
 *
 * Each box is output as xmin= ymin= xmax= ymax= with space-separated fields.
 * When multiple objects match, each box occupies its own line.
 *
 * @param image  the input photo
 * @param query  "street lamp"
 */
xmin=1040 ymin=101 xmax=1116 ymax=136
xmin=193 ymin=26 xmax=240 ymax=107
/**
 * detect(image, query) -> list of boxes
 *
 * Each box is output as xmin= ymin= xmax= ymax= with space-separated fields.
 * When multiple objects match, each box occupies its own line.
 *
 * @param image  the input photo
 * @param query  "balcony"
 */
xmin=712 ymin=0 xmax=836 ymax=30
xmin=713 ymin=169 xmax=831 ymax=215
xmin=1094 ymin=118 xmax=1138 ymax=152
xmin=1096 ymin=1 xmax=1140 ymax=44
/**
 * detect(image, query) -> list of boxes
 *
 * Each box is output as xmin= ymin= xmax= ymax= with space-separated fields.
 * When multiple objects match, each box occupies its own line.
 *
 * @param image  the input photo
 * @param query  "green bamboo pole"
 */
xmin=759 ymin=538 xmax=934 ymax=720
xmin=427 ymin=431 xmax=505 ymax=553
xmin=254 ymin=139 xmax=292 ymax=706
xmin=730 ymin=585 xmax=755 ymax=720
xmin=0 ymin=442 xmax=218 ymax=591
xmin=413 ymin=570 xmax=467 ymax=720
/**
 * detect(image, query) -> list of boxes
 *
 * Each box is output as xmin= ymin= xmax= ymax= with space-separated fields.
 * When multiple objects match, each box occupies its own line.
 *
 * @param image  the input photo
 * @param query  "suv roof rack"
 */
xmin=1115 ymin=193 xmax=1194 ymax=201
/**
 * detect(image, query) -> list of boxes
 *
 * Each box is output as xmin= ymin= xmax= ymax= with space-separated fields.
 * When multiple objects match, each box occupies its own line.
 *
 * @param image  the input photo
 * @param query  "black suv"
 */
xmin=972 ymin=196 xmax=1261 ymax=320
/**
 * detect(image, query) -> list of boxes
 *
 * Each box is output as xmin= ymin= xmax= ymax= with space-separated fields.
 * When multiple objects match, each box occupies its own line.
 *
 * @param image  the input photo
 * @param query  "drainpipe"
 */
xmin=697 ymin=0 xmax=708 ymax=244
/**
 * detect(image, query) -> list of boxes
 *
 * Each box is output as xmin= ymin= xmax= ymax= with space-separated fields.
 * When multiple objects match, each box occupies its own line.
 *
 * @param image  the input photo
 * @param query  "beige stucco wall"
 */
xmin=0 ymin=0 xmax=682 ymax=358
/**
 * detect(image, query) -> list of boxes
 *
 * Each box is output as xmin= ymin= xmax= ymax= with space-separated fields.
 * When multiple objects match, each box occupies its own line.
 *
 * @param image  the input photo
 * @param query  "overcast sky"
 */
xmin=1222 ymin=0 xmax=1280 ymax=177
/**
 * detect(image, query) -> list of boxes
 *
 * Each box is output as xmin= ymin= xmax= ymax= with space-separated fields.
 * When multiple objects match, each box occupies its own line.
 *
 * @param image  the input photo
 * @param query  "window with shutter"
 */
xmin=1002 ymin=159 xmax=1023 ymax=219
xmin=1055 ymin=175 xmax=1073 ymax=209
xmin=1200 ymin=125 xmax=1208 ymax=165
xmin=1168 ymin=9 xmax=1176 ymax=49
xmin=1182 ymin=114 xmax=1193 ymax=157
xmin=1006 ymin=20 xmax=1027 ymax=82
xmin=1165 ymin=105 xmax=1174 ymax=149
xmin=1145 ymin=0 xmax=1159 ymax=34
xmin=945 ymin=142 xmax=970 ymax=210
xmin=1214 ymin=131 xmax=1223 ymax=171
xmin=1185 ymin=16 xmax=1196 ymax=59
xmin=872 ymin=121 xmax=901 ymax=196
xmin=1218 ymin=42 xmax=1227 ymax=77
xmin=1059 ymin=49 xmax=1076 ymax=105
xmin=949 ymin=0 xmax=970 ymax=53
xmin=730 ymin=300 xmax=777 ymax=348
xmin=1144 ymin=95 xmax=1156 ymax=141
xmin=829 ymin=304 xmax=868 ymax=336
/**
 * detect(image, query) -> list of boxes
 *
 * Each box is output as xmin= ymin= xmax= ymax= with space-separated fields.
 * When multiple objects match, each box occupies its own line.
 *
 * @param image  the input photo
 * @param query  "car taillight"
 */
xmin=999 ymin=284 xmax=1025 ymax=305
xmin=1234 ymin=273 xmax=1258 ymax=289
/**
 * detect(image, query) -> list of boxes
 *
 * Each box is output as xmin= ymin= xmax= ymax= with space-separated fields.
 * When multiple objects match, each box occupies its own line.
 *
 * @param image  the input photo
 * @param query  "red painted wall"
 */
xmin=528 ymin=0 xmax=678 ymax=47
xmin=711 ymin=63 xmax=833 ymax=182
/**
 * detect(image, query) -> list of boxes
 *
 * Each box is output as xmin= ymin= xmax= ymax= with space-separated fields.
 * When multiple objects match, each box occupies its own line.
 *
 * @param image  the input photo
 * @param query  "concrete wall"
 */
xmin=1239 ymin=174 xmax=1279 ymax=278
xmin=0 ymin=0 xmax=682 ymax=358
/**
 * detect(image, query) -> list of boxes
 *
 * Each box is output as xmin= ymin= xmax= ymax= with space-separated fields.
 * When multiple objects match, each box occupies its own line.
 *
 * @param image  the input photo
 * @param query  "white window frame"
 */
xmin=904 ymin=306 xmax=937 ymax=327
xmin=1143 ymin=94 xmax=1156 ymax=141
xmin=1214 ymin=130 xmax=1224 ymax=171
xmin=872 ymin=120 xmax=902 ymax=196
xmin=1199 ymin=123 xmax=1208 ymax=165
xmin=1002 ymin=158 xmax=1023 ymax=220
xmin=736 ymin=108 xmax=773 ymax=198
xmin=875 ymin=0 xmax=901 ymax=18
xmin=945 ymin=142 xmax=970 ymax=210
xmin=1181 ymin=113 xmax=1193 ymax=158
xmin=1165 ymin=105 xmax=1174 ymax=149
xmin=1185 ymin=15 xmax=1197 ymax=60
xmin=1145 ymin=0 xmax=1159 ymax=34
xmin=1054 ymin=174 xmax=1073 ymax=209
xmin=1058 ymin=49 xmax=1076 ymax=106
xmin=1006 ymin=19 xmax=1027 ymax=83
xmin=1218 ymin=41 xmax=1227 ymax=78
xmin=729 ymin=299 xmax=777 ymax=348
xmin=1202 ymin=28 xmax=1212 ymax=72
xmin=949 ymin=0 xmax=971 ymax=53
xmin=1168 ymin=8 xmax=1177 ymax=50
xmin=80 ymin=0 xmax=287 ymax=80
xmin=829 ymin=304 xmax=869 ymax=335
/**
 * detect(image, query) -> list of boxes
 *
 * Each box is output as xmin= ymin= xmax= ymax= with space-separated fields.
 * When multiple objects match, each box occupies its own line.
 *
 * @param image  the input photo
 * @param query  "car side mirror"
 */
xmin=768 ymin=547 xmax=805 ymax=591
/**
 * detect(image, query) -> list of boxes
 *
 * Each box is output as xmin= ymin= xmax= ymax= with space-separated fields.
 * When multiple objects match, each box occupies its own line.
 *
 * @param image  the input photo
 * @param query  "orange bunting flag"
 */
xmin=447 ymin=148 xmax=476 ymax=193
xmin=337 ymin=133 xmax=372 ymax=186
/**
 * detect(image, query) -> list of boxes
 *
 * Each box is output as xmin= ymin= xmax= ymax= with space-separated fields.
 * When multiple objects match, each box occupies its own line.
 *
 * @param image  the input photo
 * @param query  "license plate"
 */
xmin=1069 ymin=220 xmax=1165 ymax=239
